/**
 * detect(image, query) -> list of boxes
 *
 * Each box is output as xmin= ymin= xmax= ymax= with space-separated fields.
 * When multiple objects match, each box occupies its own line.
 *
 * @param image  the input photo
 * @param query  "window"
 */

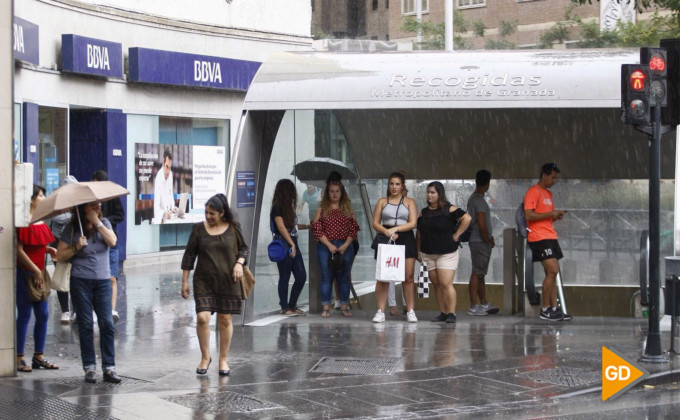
xmin=372 ymin=0 xmax=378 ymax=10
xmin=402 ymin=0 xmax=428 ymax=15
xmin=457 ymin=0 xmax=485 ymax=8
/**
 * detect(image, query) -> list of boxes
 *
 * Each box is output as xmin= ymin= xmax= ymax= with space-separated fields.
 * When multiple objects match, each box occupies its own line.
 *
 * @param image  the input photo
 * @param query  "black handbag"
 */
xmin=329 ymin=253 xmax=345 ymax=272
xmin=370 ymin=234 xmax=390 ymax=250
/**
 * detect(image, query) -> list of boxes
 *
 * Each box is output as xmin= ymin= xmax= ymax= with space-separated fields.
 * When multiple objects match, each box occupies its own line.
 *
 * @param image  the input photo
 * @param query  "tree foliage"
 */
xmin=401 ymin=11 xmax=471 ymax=49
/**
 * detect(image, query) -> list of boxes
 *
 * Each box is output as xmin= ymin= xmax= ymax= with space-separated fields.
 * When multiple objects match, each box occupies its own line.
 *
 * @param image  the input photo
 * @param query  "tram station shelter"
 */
xmin=227 ymin=49 xmax=677 ymax=321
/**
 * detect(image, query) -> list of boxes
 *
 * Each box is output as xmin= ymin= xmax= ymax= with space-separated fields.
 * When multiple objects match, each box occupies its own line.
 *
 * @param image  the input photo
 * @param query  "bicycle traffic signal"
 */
xmin=640 ymin=47 xmax=667 ymax=107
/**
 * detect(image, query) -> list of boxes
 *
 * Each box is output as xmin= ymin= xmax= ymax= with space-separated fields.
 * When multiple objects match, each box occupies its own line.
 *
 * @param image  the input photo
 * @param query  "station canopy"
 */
xmin=242 ymin=49 xmax=674 ymax=180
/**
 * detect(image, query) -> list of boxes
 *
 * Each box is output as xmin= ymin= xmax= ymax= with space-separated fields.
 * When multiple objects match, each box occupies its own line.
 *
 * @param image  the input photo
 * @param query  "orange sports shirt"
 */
xmin=524 ymin=184 xmax=557 ymax=242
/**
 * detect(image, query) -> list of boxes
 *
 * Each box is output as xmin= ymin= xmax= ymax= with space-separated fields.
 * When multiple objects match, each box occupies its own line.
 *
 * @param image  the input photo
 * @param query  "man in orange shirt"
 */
xmin=524 ymin=163 xmax=572 ymax=321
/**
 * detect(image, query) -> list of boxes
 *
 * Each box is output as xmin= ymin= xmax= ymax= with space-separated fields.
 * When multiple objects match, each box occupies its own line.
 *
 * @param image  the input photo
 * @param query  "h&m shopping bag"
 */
xmin=417 ymin=260 xmax=429 ymax=298
xmin=375 ymin=242 xmax=405 ymax=282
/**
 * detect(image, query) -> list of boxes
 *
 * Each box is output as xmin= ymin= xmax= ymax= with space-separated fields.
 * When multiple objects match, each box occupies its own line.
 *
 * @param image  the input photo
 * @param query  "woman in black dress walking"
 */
xmin=181 ymin=194 xmax=249 ymax=376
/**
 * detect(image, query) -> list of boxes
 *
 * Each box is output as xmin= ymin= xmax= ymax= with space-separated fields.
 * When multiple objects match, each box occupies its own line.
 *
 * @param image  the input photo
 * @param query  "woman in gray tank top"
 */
xmin=371 ymin=172 xmax=419 ymax=324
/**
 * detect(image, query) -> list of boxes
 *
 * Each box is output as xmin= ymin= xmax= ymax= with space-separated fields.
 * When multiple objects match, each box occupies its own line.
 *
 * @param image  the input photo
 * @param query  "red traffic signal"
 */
xmin=621 ymin=64 xmax=651 ymax=125
xmin=641 ymin=47 xmax=668 ymax=107
xmin=649 ymin=55 xmax=666 ymax=73
xmin=630 ymin=70 xmax=646 ymax=91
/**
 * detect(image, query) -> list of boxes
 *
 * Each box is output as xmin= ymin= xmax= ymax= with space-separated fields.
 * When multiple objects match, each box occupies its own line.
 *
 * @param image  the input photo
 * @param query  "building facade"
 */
xmin=312 ymin=0 xmax=367 ymax=38
xmin=315 ymin=0 xmax=662 ymax=48
xmin=12 ymin=0 xmax=312 ymax=260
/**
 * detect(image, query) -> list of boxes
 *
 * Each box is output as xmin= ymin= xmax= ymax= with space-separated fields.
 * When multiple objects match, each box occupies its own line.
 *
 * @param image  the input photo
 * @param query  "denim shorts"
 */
xmin=109 ymin=246 xmax=119 ymax=278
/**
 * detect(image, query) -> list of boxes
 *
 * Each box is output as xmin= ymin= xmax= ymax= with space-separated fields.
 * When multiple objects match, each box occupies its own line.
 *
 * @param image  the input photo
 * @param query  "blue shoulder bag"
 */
xmin=268 ymin=218 xmax=290 ymax=262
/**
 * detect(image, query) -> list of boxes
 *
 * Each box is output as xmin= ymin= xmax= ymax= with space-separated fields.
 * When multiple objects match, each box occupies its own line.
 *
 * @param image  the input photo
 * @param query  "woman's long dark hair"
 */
xmin=271 ymin=179 xmax=297 ymax=230
xmin=386 ymin=172 xmax=408 ymax=197
xmin=31 ymin=184 xmax=45 ymax=201
xmin=427 ymin=181 xmax=450 ymax=213
xmin=205 ymin=194 xmax=235 ymax=223
xmin=70 ymin=203 xmax=103 ymax=238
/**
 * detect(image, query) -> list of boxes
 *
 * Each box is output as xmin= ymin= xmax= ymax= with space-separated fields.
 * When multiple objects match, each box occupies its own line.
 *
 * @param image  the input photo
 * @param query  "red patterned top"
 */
xmin=311 ymin=209 xmax=360 ymax=242
xmin=16 ymin=223 xmax=54 ymax=271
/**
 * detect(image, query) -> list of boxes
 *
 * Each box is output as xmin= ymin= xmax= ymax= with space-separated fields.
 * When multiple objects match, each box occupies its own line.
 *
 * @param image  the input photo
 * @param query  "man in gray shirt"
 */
xmin=467 ymin=170 xmax=499 ymax=316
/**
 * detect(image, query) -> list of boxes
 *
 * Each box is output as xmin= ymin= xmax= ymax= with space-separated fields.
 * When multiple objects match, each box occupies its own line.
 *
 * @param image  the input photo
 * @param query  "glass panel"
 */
xmin=158 ymin=117 xmax=229 ymax=249
xmin=38 ymin=106 xmax=67 ymax=195
xmin=126 ymin=114 xmax=160 ymax=254
xmin=254 ymin=110 xmax=300 ymax=314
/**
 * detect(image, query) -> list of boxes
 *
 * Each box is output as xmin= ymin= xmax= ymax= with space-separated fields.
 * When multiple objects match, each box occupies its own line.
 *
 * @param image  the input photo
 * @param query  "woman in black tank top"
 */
xmin=371 ymin=172 xmax=419 ymax=323
xmin=416 ymin=181 xmax=471 ymax=323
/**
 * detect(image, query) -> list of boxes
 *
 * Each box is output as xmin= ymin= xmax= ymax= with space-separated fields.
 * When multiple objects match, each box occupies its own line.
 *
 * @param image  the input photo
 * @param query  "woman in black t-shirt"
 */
xmin=271 ymin=179 xmax=308 ymax=315
xmin=416 ymin=181 xmax=471 ymax=324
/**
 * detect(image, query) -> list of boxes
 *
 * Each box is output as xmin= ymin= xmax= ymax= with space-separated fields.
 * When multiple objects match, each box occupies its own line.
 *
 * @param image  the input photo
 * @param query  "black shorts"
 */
xmin=374 ymin=226 xmax=417 ymax=259
xmin=529 ymin=239 xmax=563 ymax=262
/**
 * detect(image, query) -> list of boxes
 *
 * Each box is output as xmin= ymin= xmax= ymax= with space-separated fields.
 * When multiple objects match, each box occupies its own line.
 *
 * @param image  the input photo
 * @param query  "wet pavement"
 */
xmin=3 ymin=262 xmax=680 ymax=419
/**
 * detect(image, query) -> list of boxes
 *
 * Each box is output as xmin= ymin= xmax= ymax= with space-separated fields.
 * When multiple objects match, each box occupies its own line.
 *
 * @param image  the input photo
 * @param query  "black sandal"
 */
xmin=32 ymin=356 xmax=59 ymax=370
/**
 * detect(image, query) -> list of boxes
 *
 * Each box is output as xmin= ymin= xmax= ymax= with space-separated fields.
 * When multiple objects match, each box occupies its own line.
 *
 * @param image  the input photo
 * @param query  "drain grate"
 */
xmin=310 ymin=356 xmax=401 ymax=375
xmin=50 ymin=375 xmax=151 ymax=387
xmin=164 ymin=391 xmax=280 ymax=414
xmin=558 ymin=350 xmax=601 ymax=364
xmin=0 ymin=383 xmax=116 ymax=419
xmin=519 ymin=366 xmax=600 ymax=387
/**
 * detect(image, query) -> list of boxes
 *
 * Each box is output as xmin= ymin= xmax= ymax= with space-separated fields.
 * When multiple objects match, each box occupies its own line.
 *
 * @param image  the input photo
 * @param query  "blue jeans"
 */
xmin=276 ymin=236 xmax=307 ymax=310
xmin=70 ymin=275 xmax=116 ymax=372
xmin=16 ymin=268 xmax=48 ymax=355
xmin=316 ymin=240 xmax=355 ymax=306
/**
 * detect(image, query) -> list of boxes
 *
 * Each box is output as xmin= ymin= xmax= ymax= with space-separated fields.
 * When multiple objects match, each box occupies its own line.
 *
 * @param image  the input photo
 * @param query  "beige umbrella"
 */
xmin=30 ymin=181 xmax=129 ymax=233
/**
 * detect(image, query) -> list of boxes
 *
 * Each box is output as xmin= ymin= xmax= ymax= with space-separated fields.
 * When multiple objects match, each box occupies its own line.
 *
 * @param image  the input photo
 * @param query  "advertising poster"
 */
xmin=134 ymin=143 xmax=226 ymax=225
xmin=236 ymin=171 xmax=256 ymax=208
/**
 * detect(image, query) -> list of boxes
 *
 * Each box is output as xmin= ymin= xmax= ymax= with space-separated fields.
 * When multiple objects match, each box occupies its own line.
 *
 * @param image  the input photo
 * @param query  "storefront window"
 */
xmin=126 ymin=114 xmax=230 ymax=254
xmin=38 ymin=106 xmax=68 ymax=194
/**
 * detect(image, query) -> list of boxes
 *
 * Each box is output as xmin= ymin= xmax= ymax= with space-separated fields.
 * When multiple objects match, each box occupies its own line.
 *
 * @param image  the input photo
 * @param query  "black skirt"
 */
xmin=374 ymin=226 xmax=417 ymax=259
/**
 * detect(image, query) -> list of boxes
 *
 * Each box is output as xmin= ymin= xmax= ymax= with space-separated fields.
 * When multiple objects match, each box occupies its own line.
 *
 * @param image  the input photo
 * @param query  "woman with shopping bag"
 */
xmin=416 ymin=181 xmax=471 ymax=324
xmin=310 ymin=174 xmax=360 ymax=318
xmin=371 ymin=172 xmax=418 ymax=324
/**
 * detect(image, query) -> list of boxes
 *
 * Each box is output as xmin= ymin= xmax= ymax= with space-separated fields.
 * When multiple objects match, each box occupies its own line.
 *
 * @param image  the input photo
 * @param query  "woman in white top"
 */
xmin=371 ymin=172 xmax=419 ymax=323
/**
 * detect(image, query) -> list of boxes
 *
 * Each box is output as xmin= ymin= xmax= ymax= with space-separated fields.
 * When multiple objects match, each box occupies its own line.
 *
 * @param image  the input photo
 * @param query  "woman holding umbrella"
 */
xmin=16 ymin=185 xmax=58 ymax=372
xmin=56 ymin=201 xmax=120 ymax=384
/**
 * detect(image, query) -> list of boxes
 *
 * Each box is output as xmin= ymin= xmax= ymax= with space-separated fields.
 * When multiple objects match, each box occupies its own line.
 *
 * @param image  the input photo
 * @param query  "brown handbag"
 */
xmin=231 ymin=224 xmax=255 ymax=299
xmin=25 ymin=264 xmax=51 ymax=302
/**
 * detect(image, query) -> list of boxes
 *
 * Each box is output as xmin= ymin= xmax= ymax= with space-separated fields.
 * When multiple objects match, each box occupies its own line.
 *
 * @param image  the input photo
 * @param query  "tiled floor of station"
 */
xmin=2 ymin=264 xmax=680 ymax=419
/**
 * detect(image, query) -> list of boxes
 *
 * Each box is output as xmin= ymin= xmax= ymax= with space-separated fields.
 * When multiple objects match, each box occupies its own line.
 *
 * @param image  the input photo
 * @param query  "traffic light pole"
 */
xmin=641 ymin=105 xmax=669 ymax=363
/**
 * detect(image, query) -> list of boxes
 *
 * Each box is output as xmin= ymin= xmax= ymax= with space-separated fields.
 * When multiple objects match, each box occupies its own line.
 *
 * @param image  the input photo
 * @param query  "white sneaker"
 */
xmin=71 ymin=312 xmax=77 ymax=323
xmin=406 ymin=309 xmax=418 ymax=323
xmin=334 ymin=300 xmax=341 ymax=310
xmin=112 ymin=310 xmax=120 ymax=324
xmin=468 ymin=304 xmax=488 ymax=316
xmin=372 ymin=310 xmax=385 ymax=323
xmin=60 ymin=311 xmax=71 ymax=324
xmin=480 ymin=303 xmax=499 ymax=315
